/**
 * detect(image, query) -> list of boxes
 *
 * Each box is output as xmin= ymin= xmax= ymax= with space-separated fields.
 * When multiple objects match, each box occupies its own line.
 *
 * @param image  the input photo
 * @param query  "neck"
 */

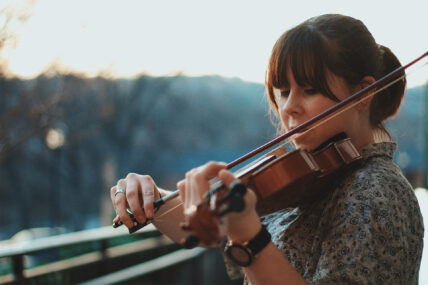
xmin=348 ymin=127 xmax=377 ymax=151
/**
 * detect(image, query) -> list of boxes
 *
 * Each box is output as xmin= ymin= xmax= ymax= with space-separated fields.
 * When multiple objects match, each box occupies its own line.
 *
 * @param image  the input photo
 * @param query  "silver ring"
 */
xmin=115 ymin=188 xmax=125 ymax=197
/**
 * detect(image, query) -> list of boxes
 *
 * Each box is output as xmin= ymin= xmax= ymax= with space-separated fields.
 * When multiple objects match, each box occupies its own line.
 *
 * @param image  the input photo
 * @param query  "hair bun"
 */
xmin=369 ymin=44 xmax=406 ymax=126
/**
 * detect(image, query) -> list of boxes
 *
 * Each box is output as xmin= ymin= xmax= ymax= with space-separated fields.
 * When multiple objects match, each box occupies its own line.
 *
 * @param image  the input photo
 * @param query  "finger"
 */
xmin=140 ymin=175 xmax=156 ymax=219
xmin=197 ymin=161 xmax=227 ymax=182
xmin=126 ymin=173 xmax=146 ymax=223
xmin=184 ymin=162 xmax=227 ymax=211
xmin=115 ymin=180 xmax=133 ymax=228
xmin=110 ymin=186 xmax=118 ymax=211
xmin=189 ymin=169 xmax=203 ymax=208
xmin=184 ymin=170 xmax=195 ymax=211
xmin=219 ymin=170 xmax=259 ymax=221
xmin=191 ymin=162 xmax=228 ymax=203
xmin=110 ymin=185 xmax=126 ymax=212
xmin=177 ymin=179 xmax=186 ymax=201
xmin=218 ymin=169 xmax=238 ymax=187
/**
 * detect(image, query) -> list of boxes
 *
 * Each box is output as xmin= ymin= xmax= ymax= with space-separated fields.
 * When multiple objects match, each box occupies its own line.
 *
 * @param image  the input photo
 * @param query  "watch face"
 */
xmin=226 ymin=244 xmax=252 ymax=267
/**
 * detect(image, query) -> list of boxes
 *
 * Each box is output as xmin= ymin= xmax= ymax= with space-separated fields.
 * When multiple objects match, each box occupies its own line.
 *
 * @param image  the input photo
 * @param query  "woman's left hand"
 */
xmin=177 ymin=161 xmax=261 ymax=243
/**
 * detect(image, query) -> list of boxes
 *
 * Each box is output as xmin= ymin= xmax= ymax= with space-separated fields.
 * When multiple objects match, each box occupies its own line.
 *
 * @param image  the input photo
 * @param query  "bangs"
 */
xmin=266 ymin=24 xmax=339 ymax=110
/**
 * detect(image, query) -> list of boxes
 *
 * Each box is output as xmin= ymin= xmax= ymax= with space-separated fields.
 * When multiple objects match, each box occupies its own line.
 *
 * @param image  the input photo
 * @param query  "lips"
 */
xmin=287 ymin=126 xmax=311 ymax=141
xmin=291 ymin=132 xmax=304 ymax=140
xmin=287 ymin=125 xmax=299 ymax=132
xmin=287 ymin=125 xmax=304 ymax=135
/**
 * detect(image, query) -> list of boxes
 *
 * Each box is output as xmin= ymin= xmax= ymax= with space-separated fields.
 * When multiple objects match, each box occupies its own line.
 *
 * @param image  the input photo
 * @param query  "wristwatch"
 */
xmin=224 ymin=225 xmax=271 ymax=267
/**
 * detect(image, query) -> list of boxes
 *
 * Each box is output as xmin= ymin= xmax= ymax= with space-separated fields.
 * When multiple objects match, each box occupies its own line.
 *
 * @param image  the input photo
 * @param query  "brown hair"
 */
xmin=265 ymin=14 xmax=406 ymax=131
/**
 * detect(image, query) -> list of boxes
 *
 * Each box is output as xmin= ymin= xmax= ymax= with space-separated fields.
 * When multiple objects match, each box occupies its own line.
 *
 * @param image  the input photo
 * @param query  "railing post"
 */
xmin=100 ymin=239 xmax=109 ymax=259
xmin=100 ymin=239 xmax=109 ymax=275
xmin=12 ymin=254 xmax=25 ymax=283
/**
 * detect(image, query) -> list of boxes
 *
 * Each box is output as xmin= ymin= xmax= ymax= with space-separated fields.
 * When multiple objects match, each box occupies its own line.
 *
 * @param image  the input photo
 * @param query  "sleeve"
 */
xmin=311 ymin=168 xmax=423 ymax=285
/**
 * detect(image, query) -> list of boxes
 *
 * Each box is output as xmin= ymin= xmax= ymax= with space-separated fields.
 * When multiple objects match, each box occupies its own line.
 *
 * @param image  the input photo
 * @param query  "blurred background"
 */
xmin=0 ymin=0 xmax=427 ymax=284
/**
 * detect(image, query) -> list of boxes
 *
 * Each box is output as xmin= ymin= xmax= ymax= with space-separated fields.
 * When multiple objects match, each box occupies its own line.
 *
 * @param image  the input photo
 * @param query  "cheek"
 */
xmin=276 ymin=101 xmax=287 ymax=122
xmin=279 ymin=110 xmax=291 ymax=131
xmin=310 ymin=99 xmax=335 ymax=114
xmin=322 ymin=110 xmax=357 ymax=135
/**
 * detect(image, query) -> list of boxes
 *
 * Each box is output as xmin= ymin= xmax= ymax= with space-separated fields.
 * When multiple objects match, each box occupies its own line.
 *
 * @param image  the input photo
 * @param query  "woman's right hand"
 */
xmin=110 ymin=173 xmax=161 ymax=229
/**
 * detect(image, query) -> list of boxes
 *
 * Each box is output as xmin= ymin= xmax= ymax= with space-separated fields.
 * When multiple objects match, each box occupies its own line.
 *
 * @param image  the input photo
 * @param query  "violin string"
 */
xmin=230 ymin=154 xmax=271 ymax=176
xmin=153 ymin=200 xmax=184 ymax=222
xmin=206 ymin=153 xmax=273 ymax=186
xmin=227 ymin=139 xmax=291 ymax=177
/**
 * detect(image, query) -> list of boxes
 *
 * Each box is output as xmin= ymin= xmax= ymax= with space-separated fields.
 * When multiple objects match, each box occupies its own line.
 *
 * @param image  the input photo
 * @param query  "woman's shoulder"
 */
xmin=304 ymin=142 xmax=424 ymax=285
xmin=344 ymin=142 xmax=413 ymax=201
xmin=329 ymin=141 xmax=423 ymax=234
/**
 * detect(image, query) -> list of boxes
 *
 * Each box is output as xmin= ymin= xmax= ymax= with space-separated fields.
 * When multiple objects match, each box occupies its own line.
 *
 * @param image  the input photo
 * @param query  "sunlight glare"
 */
xmin=2 ymin=0 xmax=427 ymax=86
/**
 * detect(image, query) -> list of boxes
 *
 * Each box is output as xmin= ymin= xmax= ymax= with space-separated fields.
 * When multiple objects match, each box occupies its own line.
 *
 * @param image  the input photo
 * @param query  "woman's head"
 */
xmin=266 ymin=14 xmax=406 ymax=134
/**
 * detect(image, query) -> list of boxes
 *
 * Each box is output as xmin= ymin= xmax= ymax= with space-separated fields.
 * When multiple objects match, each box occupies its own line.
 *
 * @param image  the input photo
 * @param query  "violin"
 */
xmin=180 ymin=133 xmax=361 ymax=248
xmin=113 ymin=51 xmax=427 ymax=246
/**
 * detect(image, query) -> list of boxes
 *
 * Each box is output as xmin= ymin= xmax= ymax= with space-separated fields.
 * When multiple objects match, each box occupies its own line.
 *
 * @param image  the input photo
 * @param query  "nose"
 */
xmin=280 ymin=90 xmax=303 ymax=117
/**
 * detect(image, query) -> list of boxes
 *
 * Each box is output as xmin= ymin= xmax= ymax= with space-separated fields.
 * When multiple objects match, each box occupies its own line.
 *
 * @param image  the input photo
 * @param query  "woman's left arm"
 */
xmin=179 ymin=161 xmax=308 ymax=285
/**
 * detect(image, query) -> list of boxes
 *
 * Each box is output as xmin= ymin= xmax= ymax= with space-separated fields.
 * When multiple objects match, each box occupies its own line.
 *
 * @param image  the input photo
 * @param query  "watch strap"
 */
xmin=246 ymin=225 xmax=271 ymax=256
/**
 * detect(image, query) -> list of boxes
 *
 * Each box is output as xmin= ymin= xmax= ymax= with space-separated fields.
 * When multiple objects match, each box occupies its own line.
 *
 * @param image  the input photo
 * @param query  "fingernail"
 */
xmin=177 ymin=180 xmax=184 ymax=188
xmin=146 ymin=209 xmax=154 ymax=219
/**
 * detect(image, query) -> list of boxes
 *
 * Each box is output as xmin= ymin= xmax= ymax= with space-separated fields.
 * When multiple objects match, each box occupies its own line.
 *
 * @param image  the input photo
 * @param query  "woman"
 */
xmin=111 ymin=14 xmax=424 ymax=284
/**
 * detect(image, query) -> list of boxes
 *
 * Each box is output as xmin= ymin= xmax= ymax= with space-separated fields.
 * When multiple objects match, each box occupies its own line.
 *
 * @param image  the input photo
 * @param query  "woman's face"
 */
xmin=276 ymin=68 xmax=370 ymax=150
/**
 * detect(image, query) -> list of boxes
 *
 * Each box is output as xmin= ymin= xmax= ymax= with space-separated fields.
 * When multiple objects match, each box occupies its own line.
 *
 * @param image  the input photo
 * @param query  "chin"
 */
xmin=292 ymin=133 xmax=316 ymax=150
xmin=293 ymin=129 xmax=343 ymax=151
xmin=292 ymin=140 xmax=313 ymax=151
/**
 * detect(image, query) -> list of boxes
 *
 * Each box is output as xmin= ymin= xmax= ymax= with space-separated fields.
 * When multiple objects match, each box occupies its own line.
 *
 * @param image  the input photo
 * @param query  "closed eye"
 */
xmin=280 ymin=90 xmax=290 ymax=97
xmin=304 ymin=88 xmax=318 ymax=95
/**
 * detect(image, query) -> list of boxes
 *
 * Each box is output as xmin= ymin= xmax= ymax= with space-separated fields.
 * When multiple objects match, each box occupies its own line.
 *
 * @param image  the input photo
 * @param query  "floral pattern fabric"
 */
xmin=224 ymin=142 xmax=424 ymax=284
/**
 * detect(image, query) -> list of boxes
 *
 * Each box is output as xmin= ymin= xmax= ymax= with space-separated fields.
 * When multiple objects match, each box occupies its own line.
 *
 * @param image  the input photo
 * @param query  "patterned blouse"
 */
xmin=224 ymin=142 xmax=424 ymax=284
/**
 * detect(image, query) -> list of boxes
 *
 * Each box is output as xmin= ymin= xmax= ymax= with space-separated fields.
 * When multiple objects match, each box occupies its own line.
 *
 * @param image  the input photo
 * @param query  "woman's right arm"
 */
xmin=110 ymin=173 xmax=189 ymax=244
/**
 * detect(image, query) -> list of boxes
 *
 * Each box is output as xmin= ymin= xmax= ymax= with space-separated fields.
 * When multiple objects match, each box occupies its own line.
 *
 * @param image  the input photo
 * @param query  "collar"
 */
xmin=359 ymin=142 xmax=397 ymax=160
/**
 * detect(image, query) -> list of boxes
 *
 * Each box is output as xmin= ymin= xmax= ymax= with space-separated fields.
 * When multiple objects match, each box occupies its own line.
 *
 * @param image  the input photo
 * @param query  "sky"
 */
xmin=1 ymin=0 xmax=427 ymax=87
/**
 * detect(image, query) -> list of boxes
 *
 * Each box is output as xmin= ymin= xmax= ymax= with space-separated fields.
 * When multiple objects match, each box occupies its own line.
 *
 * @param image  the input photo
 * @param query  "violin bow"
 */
xmin=114 ymin=51 xmax=428 ymax=233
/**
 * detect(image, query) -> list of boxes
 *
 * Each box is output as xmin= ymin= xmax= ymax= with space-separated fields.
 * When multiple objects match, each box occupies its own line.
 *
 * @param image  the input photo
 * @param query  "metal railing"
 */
xmin=0 ymin=225 xmax=162 ymax=283
xmin=0 ymin=225 xmax=238 ymax=284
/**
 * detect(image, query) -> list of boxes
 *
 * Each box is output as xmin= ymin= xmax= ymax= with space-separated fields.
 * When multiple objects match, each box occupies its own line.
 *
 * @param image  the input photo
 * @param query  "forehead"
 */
xmin=267 ymin=25 xmax=345 ymax=103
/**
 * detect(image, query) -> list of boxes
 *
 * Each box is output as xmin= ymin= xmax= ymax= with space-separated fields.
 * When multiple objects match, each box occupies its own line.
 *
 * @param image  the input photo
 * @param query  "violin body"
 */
xmin=249 ymin=137 xmax=361 ymax=215
xmin=182 ymin=136 xmax=362 ymax=247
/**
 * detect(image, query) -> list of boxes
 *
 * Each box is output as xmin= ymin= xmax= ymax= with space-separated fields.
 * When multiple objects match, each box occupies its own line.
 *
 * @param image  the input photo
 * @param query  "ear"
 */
xmin=356 ymin=76 xmax=376 ymax=111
